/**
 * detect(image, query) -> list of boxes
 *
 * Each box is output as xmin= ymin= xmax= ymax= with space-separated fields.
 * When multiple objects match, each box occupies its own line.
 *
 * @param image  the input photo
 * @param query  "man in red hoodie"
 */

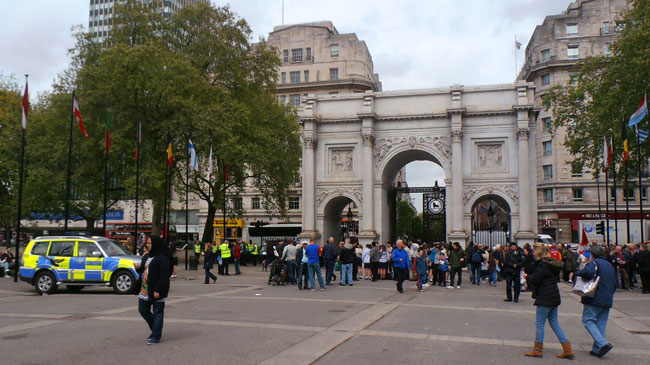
xmin=233 ymin=240 xmax=242 ymax=275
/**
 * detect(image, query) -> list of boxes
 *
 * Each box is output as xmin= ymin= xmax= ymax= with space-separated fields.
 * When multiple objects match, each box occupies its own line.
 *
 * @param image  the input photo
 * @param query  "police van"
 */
xmin=19 ymin=236 xmax=141 ymax=295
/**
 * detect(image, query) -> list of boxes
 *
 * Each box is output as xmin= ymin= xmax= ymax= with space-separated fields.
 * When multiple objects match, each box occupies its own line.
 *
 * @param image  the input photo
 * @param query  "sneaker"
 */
xmin=420 ymin=289 xmax=424 ymax=292
xmin=310 ymin=288 xmax=316 ymax=291
xmin=170 ymin=274 xmax=177 ymax=278
xmin=447 ymin=286 xmax=453 ymax=289
xmin=456 ymin=286 xmax=461 ymax=289
xmin=423 ymin=283 xmax=430 ymax=287
xmin=320 ymin=288 xmax=326 ymax=291
xmin=339 ymin=283 xmax=346 ymax=286
xmin=348 ymin=283 xmax=354 ymax=286
xmin=147 ymin=338 xmax=159 ymax=345
xmin=597 ymin=343 xmax=613 ymax=358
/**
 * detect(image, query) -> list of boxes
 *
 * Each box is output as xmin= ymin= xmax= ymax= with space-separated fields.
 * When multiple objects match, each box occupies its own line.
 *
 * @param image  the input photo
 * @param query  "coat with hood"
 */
xmin=338 ymin=243 xmax=355 ymax=265
xmin=526 ymin=257 xmax=564 ymax=307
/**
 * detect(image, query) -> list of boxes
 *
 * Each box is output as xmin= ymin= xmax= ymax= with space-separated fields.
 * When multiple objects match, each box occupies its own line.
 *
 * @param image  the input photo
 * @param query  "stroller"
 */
xmin=269 ymin=260 xmax=289 ymax=286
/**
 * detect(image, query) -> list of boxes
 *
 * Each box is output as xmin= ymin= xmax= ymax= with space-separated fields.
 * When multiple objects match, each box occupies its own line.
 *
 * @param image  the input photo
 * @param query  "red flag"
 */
xmin=580 ymin=226 xmax=589 ymax=247
xmin=607 ymin=136 xmax=613 ymax=170
xmin=21 ymin=81 xmax=29 ymax=129
xmin=225 ymin=163 xmax=230 ymax=182
xmin=73 ymin=95 xmax=89 ymax=139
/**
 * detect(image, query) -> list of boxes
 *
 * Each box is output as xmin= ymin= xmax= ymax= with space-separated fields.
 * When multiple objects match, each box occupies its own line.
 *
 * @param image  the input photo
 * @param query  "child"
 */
xmin=415 ymin=249 xmax=429 ymax=292
xmin=487 ymin=252 xmax=497 ymax=287
xmin=438 ymin=253 xmax=449 ymax=287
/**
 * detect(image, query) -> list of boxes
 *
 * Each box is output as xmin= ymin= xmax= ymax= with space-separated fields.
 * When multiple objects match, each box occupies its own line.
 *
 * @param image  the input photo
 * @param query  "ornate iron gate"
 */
xmin=394 ymin=184 xmax=446 ymax=243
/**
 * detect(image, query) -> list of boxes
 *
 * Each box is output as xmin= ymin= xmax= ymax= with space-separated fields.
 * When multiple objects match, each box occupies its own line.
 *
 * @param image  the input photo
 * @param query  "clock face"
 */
xmin=429 ymin=199 xmax=443 ymax=214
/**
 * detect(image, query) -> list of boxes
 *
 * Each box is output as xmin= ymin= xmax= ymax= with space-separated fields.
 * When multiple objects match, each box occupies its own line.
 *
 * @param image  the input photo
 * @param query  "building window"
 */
xmin=234 ymin=197 xmax=243 ymax=210
xmin=624 ymin=188 xmax=635 ymax=201
xmin=289 ymin=94 xmax=300 ymax=107
xmin=602 ymin=22 xmax=611 ymax=34
xmin=610 ymin=188 xmax=616 ymax=202
xmin=573 ymin=188 xmax=584 ymax=202
xmin=543 ymin=141 xmax=552 ymax=156
xmin=544 ymin=189 xmax=554 ymax=203
xmin=304 ymin=70 xmax=310 ymax=83
xmin=642 ymin=187 xmax=648 ymax=201
xmin=330 ymin=44 xmax=339 ymax=57
xmin=252 ymin=197 xmax=261 ymax=210
xmin=279 ymin=95 xmax=286 ymax=104
xmin=604 ymin=43 xmax=612 ymax=56
xmin=281 ymin=72 xmax=286 ymax=84
xmin=571 ymin=162 xmax=583 ymax=177
xmin=542 ymin=117 xmax=553 ymax=133
xmin=306 ymin=47 xmax=312 ymax=61
xmin=329 ymin=68 xmax=338 ymax=80
xmin=569 ymin=71 xmax=579 ymax=84
xmin=282 ymin=49 xmax=288 ymax=63
xmin=290 ymin=71 xmax=300 ymax=83
xmin=289 ymin=197 xmax=300 ymax=210
xmin=566 ymin=23 xmax=578 ymax=35
xmin=292 ymin=48 xmax=303 ymax=62
xmin=541 ymin=74 xmax=551 ymax=86
xmin=543 ymin=165 xmax=553 ymax=180
xmin=567 ymin=45 xmax=579 ymax=59
xmin=541 ymin=49 xmax=551 ymax=62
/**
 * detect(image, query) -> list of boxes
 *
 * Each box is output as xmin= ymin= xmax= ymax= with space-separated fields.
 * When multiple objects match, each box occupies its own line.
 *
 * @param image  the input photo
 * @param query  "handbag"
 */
xmin=573 ymin=262 xmax=600 ymax=298
xmin=334 ymin=261 xmax=341 ymax=271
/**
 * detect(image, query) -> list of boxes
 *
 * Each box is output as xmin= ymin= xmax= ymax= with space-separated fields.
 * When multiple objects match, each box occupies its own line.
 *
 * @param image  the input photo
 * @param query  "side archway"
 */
xmin=470 ymin=194 xmax=512 ymax=248
xmin=319 ymin=194 xmax=362 ymax=244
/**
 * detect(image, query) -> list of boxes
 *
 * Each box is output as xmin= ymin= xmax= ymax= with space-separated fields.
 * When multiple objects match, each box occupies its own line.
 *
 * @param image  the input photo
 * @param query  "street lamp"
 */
xmin=346 ymin=199 xmax=354 ymax=238
xmin=487 ymin=202 xmax=495 ymax=247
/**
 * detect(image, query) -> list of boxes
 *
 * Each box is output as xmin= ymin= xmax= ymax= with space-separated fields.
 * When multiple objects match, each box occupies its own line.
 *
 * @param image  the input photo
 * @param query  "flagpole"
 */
xmin=14 ymin=74 xmax=28 ymax=283
xmin=133 ymin=121 xmax=140 ymax=254
xmin=223 ymin=161 xmax=227 ymax=246
xmin=514 ymin=35 xmax=518 ymax=81
xmin=605 ymin=170 xmax=611 ymax=246
xmin=102 ymin=110 xmax=109 ymax=237
xmin=185 ymin=137 xmax=190 ymax=268
xmin=638 ymin=127 xmax=645 ymax=243
xmin=163 ymin=129 xmax=169 ymax=244
xmin=624 ymin=119 xmax=631 ymax=244
xmin=596 ymin=172 xmax=602 ymax=219
xmin=613 ymin=138 xmax=619 ymax=245
xmin=63 ymin=90 xmax=75 ymax=233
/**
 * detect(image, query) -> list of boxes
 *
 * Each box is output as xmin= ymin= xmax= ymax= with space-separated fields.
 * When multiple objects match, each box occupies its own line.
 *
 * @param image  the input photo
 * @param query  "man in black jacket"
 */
xmin=504 ymin=242 xmax=524 ymax=303
xmin=136 ymin=236 xmax=172 ymax=345
xmin=635 ymin=244 xmax=650 ymax=294
xmin=322 ymin=237 xmax=339 ymax=285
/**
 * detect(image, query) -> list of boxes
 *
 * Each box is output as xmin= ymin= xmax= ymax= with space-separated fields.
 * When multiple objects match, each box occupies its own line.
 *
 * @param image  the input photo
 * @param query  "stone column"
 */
xmin=359 ymin=131 xmax=376 ymax=244
xmin=516 ymin=128 xmax=532 ymax=233
xmin=450 ymin=129 xmax=465 ymax=233
xmin=301 ymin=135 xmax=318 ymax=236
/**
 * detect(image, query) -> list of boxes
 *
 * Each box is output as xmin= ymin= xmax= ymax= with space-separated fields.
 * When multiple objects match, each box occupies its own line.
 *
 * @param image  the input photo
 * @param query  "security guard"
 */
xmin=193 ymin=241 xmax=201 ymax=258
xmin=220 ymin=240 xmax=232 ymax=275
xmin=249 ymin=241 xmax=259 ymax=266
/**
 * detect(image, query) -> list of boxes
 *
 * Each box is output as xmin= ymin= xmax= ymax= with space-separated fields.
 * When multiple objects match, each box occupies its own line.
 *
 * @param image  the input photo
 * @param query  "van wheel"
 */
xmin=112 ymin=271 xmax=135 ymax=294
xmin=35 ymin=271 xmax=58 ymax=295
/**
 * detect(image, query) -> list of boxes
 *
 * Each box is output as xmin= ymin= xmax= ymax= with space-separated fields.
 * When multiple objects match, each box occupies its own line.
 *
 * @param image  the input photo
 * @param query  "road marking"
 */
xmin=0 ymin=320 xmax=64 ymax=335
xmin=401 ymin=303 xmax=582 ymax=317
xmin=204 ymin=295 xmax=378 ymax=306
xmin=0 ymin=313 xmax=70 ymax=319
xmin=93 ymin=316 xmax=325 ymax=332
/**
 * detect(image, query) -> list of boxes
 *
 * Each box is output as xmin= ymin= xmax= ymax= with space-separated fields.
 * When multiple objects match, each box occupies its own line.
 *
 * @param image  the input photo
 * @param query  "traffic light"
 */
xmin=595 ymin=221 xmax=605 ymax=236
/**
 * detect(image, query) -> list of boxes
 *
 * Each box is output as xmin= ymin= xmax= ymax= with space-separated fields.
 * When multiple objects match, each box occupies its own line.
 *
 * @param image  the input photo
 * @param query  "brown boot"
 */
xmin=557 ymin=342 xmax=574 ymax=359
xmin=524 ymin=342 xmax=543 ymax=357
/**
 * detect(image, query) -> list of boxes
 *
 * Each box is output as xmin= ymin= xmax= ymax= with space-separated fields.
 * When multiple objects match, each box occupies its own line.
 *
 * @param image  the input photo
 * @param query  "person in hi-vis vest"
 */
xmin=219 ymin=240 xmax=232 ymax=275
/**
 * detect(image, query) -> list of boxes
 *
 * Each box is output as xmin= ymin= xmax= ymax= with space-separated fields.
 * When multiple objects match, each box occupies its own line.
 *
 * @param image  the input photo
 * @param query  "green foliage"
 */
xmin=543 ymin=1 xmax=650 ymax=177
xmin=0 ymin=74 xmax=21 ymax=238
xmin=396 ymin=200 xmax=422 ymax=240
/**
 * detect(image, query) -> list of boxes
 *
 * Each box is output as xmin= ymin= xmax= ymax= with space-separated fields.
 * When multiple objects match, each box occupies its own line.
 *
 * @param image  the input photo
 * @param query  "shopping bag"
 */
xmin=573 ymin=263 xmax=600 ymax=298
xmin=335 ymin=261 xmax=341 ymax=271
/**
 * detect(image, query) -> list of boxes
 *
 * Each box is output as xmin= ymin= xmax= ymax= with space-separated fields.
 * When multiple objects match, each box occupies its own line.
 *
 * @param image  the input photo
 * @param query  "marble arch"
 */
xmin=299 ymin=83 xmax=538 ymax=247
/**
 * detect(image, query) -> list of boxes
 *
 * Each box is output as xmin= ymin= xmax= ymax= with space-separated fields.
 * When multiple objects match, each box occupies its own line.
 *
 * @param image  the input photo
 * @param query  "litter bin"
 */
xmin=189 ymin=256 xmax=199 ymax=270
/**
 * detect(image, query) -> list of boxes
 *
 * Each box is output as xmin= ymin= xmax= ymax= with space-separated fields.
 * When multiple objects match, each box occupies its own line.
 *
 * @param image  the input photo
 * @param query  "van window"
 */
xmin=31 ymin=241 xmax=50 ymax=256
xmin=49 ymin=241 xmax=75 ymax=257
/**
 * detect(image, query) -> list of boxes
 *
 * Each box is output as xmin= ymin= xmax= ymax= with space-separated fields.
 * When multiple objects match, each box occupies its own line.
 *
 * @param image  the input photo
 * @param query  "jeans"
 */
xmin=471 ymin=263 xmax=481 ymax=285
xmin=297 ymin=262 xmax=309 ymax=289
xmin=535 ymin=305 xmax=569 ymax=344
xmin=308 ymin=262 xmax=325 ymax=289
xmin=285 ymin=260 xmax=297 ymax=284
xmin=204 ymin=268 xmax=216 ymax=284
xmin=324 ymin=259 xmax=335 ymax=284
xmin=488 ymin=270 xmax=497 ymax=285
xmin=582 ymin=304 xmax=610 ymax=353
xmin=341 ymin=263 xmax=353 ymax=285
xmin=450 ymin=267 xmax=462 ymax=286
xmin=234 ymin=258 xmax=241 ymax=275
xmin=417 ymin=273 xmax=427 ymax=290
xmin=395 ymin=267 xmax=408 ymax=292
xmin=504 ymin=271 xmax=521 ymax=300
xmin=0 ymin=262 xmax=8 ymax=275
xmin=138 ymin=298 xmax=165 ymax=341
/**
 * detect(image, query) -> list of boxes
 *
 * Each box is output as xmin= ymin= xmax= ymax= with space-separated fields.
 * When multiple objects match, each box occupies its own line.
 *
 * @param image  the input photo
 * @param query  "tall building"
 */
xmin=88 ymin=0 xmax=208 ymax=43
xmin=519 ymin=0 xmax=631 ymax=243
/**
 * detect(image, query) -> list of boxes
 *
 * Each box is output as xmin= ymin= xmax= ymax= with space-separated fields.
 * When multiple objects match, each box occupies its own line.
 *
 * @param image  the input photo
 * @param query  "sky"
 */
xmin=0 ymin=0 xmax=574 ymax=211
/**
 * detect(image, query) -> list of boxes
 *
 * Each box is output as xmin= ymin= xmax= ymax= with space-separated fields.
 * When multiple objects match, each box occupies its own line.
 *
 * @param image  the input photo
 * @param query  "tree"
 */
xmin=396 ymin=200 xmax=416 ymax=239
xmin=0 ymin=74 xmax=21 ymax=241
xmin=544 ymin=1 xmax=650 ymax=176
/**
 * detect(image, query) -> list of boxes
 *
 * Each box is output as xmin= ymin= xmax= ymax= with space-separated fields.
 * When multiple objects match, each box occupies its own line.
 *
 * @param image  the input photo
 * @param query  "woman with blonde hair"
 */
xmin=524 ymin=243 xmax=574 ymax=359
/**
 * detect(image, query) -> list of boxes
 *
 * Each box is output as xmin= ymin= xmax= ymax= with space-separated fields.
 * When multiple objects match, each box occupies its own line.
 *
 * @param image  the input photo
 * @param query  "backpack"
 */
xmin=472 ymin=250 xmax=482 ymax=263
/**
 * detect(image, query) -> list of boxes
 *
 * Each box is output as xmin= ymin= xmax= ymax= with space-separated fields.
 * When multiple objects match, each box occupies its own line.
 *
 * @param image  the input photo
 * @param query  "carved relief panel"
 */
xmin=473 ymin=140 xmax=507 ymax=173
xmin=327 ymin=147 xmax=355 ymax=176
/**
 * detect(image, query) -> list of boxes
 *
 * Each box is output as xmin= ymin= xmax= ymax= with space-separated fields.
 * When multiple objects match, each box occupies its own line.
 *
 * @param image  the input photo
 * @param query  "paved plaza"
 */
xmin=1 ymin=265 xmax=649 ymax=364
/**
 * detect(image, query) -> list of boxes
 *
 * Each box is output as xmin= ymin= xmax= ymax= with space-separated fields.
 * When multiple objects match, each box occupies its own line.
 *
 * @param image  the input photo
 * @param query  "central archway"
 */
xmin=377 ymin=147 xmax=450 ymax=245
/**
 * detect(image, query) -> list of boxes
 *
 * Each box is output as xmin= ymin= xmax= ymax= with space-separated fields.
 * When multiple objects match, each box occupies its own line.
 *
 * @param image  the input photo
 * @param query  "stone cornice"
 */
xmin=446 ymin=108 xmax=466 ymax=115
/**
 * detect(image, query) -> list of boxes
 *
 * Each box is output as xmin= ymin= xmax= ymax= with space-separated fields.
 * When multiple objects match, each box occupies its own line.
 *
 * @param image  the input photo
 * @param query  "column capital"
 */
xmin=516 ymin=128 xmax=529 ymax=141
xmin=451 ymin=130 xmax=463 ymax=143
xmin=303 ymin=136 xmax=318 ymax=149
xmin=361 ymin=132 xmax=375 ymax=146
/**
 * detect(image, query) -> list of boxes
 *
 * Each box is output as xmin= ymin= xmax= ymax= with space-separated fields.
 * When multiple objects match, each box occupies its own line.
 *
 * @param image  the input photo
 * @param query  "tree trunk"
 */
xmin=151 ymin=202 xmax=163 ymax=237
xmin=85 ymin=218 xmax=97 ymax=235
xmin=202 ymin=204 xmax=216 ymax=243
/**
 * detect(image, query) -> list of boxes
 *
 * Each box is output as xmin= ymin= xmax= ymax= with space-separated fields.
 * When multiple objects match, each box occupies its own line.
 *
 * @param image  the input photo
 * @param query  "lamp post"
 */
xmin=346 ymin=200 xmax=354 ymax=238
xmin=487 ymin=203 xmax=495 ymax=248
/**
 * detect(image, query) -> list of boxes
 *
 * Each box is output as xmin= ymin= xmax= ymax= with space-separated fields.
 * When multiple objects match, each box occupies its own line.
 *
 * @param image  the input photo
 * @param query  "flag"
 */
xmin=629 ymin=93 xmax=648 ymax=127
xmin=188 ymin=139 xmax=198 ymax=171
xmin=580 ymin=226 xmax=589 ymax=247
xmin=73 ymin=95 xmax=90 ymax=139
xmin=603 ymin=137 xmax=609 ymax=173
xmin=622 ymin=120 xmax=628 ymax=162
xmin=225 ymin=163 xmax=230 ymax=182
xmin=515 ymin=40 xmax=522 ymax=49
xmin=105 ymin=110 xmax=111 ymax=154
xmin=636 ymin=125 xmax=649 ymax=144
xmin=207 ymin=146 xmax=214 ymax=177
xmin=608 ymin=136 xmax=614 ymax=167
xmin=135 ymin=121 xmax=141 ymax=161
xmin=166 ymin=132 xmax=173 ymax=167
xmin=21 ymin=80 xmax=29 ymax=130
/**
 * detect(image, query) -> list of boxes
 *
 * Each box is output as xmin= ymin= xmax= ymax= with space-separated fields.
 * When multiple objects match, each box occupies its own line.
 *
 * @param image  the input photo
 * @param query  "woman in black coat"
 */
xmin=524 ymin=243 xmax=573 ymax=359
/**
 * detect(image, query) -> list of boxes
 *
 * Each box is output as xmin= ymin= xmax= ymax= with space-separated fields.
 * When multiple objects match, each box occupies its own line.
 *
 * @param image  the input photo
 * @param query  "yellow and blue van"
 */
xmin=19 ymin=236 xmax=141 ymax=295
